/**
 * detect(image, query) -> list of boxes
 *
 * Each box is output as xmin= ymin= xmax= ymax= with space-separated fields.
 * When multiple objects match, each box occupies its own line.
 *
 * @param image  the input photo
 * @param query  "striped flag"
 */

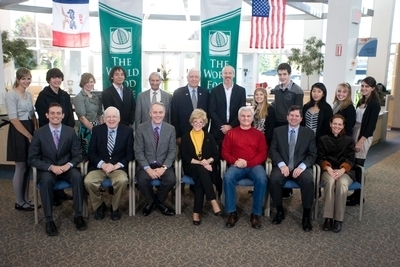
xmin=52 ymin=0 xmax=90 ymax=48
xmin=250 ymin=0 xmax=286 ymax=49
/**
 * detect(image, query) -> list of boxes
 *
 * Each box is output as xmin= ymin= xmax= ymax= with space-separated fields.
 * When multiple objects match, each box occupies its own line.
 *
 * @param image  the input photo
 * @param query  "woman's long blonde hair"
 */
xmin=253 ymin=87 xmax=269 ymax=118
xmin=333 ymin=82 xmax=353 ymax=110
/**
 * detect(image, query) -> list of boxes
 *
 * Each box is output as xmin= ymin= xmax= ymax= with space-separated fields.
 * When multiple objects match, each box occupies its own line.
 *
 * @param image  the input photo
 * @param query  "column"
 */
xmin=323 ymin=0 xmax=362 ymax=105
xmin=366 ymin=0 xmax=396 ymax=83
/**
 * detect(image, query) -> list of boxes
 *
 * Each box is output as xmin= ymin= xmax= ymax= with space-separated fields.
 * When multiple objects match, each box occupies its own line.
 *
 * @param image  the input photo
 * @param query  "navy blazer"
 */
xmin=87 ymin=123 xmax=134 ymax=174
xmin=102 ymin=85 xmax=136 ymax=127
xmin=171 ymin=85 xmax=209 ymax=138
xmin=209 ymin=83 xmax=246 ymax=142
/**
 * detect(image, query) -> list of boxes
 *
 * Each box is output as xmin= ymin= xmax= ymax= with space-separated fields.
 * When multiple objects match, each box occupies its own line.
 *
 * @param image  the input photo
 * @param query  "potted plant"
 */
xmin=157 ymin=64 xmax=171 ymax=91
xmin=288 ymin=36 xmax=324 ymax=89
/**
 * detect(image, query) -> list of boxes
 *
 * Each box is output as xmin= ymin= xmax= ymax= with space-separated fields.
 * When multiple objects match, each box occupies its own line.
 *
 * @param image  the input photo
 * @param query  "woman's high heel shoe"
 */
xmin=193 ymin=213 xmax=201 ymax=225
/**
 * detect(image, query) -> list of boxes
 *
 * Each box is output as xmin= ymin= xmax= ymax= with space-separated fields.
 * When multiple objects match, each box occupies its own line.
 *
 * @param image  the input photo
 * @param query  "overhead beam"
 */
xmin=287 ymin=2 xmax=323 ymax=19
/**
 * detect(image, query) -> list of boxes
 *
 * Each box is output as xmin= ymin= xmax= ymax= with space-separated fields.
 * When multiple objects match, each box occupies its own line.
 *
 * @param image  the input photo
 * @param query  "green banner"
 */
xmin=99 ymin=0 xmax=142 ymax=98
xmin=200 ymin=1 xmax=242 ymax=89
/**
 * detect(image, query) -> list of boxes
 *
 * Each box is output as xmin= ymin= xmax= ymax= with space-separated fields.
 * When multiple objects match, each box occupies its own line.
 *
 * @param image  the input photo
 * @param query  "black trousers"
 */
xmin=183 ymin=164 xmax=218 ymax=213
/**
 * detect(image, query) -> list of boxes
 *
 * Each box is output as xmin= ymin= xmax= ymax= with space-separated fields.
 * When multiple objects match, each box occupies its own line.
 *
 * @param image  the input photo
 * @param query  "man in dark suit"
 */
xmin=28 ymin=103 xmax=85 ymax=236
xmin=35 ymin=68 xmax=75 ymax=204
xmin=171 ymin=68 xmax=209 ymax=145
xmin=102 ymin=66 xmax=136 ymax=127
xmin=269 ymin=105 xmax=317 ymax=232
xmin=209 ymin=65 xmax=246 ymax=149
xmin=134 ymin=102 xmax=176 ymax=216
xmin=84 ymin=106 xmax=134 ymax=221
xmin=135 ymin=72 xmax=172 ymax=128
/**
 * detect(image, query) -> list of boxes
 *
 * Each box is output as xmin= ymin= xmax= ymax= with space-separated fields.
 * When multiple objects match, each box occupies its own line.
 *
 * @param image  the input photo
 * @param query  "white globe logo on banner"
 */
xmin=110 ymin=27 xmax=132 ymax=54
xmin=209 ymin=30 xmax=231 ymax=56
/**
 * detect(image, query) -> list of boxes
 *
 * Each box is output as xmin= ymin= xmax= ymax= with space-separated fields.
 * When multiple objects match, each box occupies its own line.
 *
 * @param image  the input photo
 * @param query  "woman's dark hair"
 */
xmin=330 ymin=114 xmax=346 ymax=136
xmin=309 ymin=82 xmax=328 ymax=109
xmin=358 ymin=76 xmax=380 ymax=107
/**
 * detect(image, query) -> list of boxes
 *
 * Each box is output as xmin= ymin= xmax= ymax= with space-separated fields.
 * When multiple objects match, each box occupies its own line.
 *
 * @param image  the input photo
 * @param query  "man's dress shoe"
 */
xmin=272 ymin=211 xmax=285 ymax=225
xmin=156 ymin=203 xmax=175 ymax=216
xmin=302 ymin=217 xmax=313 ymax=232
xmin=142 ymin=203 xmax=154 ymax=216
xmin=110 ymin=206 xmax=121 ymax=221
xmin=323 ymin=218 xmax=333 ymax=231
xmin=45 ymin=221 xmax=59 ymax=236
xmin=74 ymin=216 xmax=87 ymax=231
xmin=225 ymin=212 xmax=238 ymax=228
xmin=250 ymin=213 xmax=261 ymax=229
xmin=332 ymin=220 xmax=342 ymax=233
xmin=95 ymin=202 xmax=106 ymax=220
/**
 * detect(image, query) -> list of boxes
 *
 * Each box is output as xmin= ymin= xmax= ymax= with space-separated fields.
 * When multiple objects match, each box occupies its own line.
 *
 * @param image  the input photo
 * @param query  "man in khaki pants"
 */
xmin=84 ymin=107 xmax=134 ymax=221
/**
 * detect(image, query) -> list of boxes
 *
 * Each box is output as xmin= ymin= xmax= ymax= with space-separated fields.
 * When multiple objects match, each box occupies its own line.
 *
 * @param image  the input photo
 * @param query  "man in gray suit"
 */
xmin=135 ymin=72 xmax=172 ymax=128
xmin=134 ymin=102 xmax=176 ymax=216
xmin=28 ymin=103 xmax=85 ymax=236
xmin=269 ymin=105 xmax=317 ymax=232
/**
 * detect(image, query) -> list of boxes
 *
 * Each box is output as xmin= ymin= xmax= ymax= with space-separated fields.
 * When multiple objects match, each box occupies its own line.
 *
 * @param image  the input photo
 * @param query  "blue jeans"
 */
xmin=223 ymin=165 xmax=267 ymax=216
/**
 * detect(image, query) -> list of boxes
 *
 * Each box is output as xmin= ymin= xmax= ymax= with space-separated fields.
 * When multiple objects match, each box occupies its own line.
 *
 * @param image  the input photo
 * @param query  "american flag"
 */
xmin=250 ymin=0 xmax=287 ymax=49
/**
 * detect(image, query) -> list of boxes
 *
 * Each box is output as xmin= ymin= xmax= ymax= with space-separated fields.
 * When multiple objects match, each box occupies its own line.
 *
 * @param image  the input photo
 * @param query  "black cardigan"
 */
xmin=356 ymin=99 xmax=380 ymax=140
xmin=336 ymin=104 xmax=356 ymax=137
xmin=301 ymin=102 xmax=333 ymax=142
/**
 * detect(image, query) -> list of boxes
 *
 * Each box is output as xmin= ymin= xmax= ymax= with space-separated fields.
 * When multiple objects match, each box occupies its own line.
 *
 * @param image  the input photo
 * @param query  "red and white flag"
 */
xmin=52 ymin=0 xmax=90 ymax=48
xmin=250 ymin=0 xmax=286 ymax=49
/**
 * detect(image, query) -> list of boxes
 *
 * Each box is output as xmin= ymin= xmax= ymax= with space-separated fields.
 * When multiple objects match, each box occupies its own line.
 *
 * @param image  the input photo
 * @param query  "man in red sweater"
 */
xmin=222 ymin=106 xmax=267 ymax=229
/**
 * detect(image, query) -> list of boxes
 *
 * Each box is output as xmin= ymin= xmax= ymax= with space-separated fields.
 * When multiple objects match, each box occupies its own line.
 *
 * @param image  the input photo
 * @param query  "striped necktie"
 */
xmin=107 ymin=130 xmax=115 ymax=155
xmin=154 ymin=127 xmax=159 ymax=150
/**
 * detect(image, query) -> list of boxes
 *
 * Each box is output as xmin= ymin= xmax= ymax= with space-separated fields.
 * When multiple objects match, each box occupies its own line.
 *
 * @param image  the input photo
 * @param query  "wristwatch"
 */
xmin=162 ymin=165 xmax=168 ymax=170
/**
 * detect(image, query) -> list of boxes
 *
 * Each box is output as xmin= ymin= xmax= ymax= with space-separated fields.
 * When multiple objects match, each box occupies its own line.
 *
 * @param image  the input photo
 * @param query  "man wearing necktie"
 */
xmin=135 ymin=72 xmax=172 ymax=128
xmin=171 ymin=68 xmax=210 ymax=145
xmin=269 ymin=105 xmax=317 ymax=232
xmin=28 ymin=103 xmax=85 ymax=236
xmin=135 ymin=102 xmax=176 ymax=216
xmin=84 ymin=106 xmax=134 ymax=221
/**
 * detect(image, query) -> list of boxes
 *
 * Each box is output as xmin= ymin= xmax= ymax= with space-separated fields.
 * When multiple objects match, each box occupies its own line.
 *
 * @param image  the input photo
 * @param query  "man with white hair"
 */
xmin=171 ymin=68 xmax=210 ymax=145
xmin=222 ymin=106 xmax=267 ymax=229
xmin=135 ymin=72 xmax=172 ymax=127
xmin=84 ymin=106 xmax=134 ymax=221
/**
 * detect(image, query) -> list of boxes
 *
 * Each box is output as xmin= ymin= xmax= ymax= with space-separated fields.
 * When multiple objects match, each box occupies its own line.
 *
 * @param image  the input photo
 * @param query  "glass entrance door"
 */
xmin=143 ymin=52 xmax=199 ymax=93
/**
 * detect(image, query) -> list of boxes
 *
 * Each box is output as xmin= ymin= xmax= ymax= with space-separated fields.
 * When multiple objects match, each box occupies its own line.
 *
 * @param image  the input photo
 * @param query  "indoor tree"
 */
xmin=288 ymin=36 xmax=324 ymax=89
